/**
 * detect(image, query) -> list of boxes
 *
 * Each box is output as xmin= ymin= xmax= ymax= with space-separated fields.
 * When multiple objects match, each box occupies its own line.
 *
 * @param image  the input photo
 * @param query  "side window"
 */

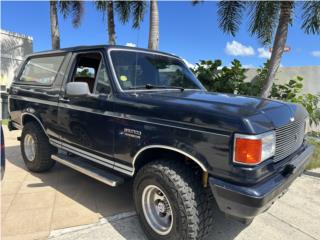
xmin=71 ymin=53 xmax=101 ymax=93
xmin=95 ymin=60 xmax=111 ymax=94
xmin=19 ymin=55 xmax=64 ymax=85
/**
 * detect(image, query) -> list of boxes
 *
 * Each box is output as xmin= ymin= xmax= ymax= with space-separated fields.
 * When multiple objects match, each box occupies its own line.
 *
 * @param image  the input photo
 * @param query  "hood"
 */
xmin=116 ymin=90 xmax=307 ymax=134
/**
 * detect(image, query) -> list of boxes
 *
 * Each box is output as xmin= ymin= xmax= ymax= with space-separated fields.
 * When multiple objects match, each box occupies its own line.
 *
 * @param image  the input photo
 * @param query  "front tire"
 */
xmin=21 ymin=122 xmax=56 ymax=172
xmin=134 ymin=160 xmax=213 ymax=240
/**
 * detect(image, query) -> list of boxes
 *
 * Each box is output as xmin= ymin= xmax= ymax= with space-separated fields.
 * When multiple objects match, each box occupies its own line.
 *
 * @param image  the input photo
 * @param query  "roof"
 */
xmin=0 ymin=29 xmax=33 ymax=40
xmin=26 ymin=45 xmax=180 ymax=59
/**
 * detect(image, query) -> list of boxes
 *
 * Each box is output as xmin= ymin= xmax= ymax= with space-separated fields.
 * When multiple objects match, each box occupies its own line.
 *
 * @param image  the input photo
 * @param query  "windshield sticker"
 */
xmin=120 ymin=75 xmax=128 ymax=81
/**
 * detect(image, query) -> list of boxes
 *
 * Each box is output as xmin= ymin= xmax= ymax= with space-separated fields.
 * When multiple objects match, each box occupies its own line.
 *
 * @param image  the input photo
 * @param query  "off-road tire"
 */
xmin=134 ymin=159 xmax=214 ymax=240
xmin=21 ymin=122 xmax=55 ymax=172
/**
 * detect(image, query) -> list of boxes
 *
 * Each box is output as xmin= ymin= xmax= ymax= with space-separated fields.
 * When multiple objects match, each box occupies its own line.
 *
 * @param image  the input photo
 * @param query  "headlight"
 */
xmin=233 ymin=131 xmax=276 ymax=165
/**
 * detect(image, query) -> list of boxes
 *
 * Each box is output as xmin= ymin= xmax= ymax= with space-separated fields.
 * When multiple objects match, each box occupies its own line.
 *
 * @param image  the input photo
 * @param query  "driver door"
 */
xmin=57 ymin=51 xmax=114 ymax=167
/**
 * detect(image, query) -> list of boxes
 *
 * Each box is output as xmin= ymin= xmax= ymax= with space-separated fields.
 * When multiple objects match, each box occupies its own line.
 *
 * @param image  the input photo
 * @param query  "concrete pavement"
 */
xmin=50 ymin=174 xmax=320 ymax=240
xmin=1 ymin=127 xmax=320 ymax=240
xmin=1 ymin=128 xmax=134 ymax=240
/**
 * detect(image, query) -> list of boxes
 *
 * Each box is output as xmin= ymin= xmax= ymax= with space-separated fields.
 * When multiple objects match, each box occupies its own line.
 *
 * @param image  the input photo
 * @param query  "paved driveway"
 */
xmin=1 ymin=128 xmax=320 ymax=240
xmin=1 ymin=128 xmax=134 ymax=240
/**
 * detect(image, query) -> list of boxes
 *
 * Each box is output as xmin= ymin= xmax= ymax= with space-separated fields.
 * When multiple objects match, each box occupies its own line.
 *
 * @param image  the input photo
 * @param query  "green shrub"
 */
xmin=194 ymin=59 xmax=247 ymax=94
xmin=305 ymin=139 xmax=320 ymax=170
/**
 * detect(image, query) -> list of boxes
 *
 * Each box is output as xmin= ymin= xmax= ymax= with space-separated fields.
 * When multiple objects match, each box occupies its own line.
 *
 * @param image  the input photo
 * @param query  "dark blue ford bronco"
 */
xmin=8 ymin=45 xmax=314 ymax=240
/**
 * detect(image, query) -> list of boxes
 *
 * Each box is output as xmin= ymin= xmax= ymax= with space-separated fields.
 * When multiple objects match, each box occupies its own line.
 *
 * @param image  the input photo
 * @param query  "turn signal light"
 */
xmin=234 ymin=138 xmax=262 ymax=164
xmin=233 ymin=131 xmax=276 ymax=165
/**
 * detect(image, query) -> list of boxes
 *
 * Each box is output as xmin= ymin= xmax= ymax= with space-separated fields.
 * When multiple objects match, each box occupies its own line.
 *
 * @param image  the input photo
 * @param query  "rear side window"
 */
xmin=19 ymin=55 xmax=64 ymax=85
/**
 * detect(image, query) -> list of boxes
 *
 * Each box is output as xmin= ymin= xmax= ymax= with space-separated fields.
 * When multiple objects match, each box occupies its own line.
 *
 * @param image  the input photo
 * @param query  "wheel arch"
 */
xmin=133 ymin=145 xmax=208 ymax=174
xmin=21 ymin=113 xmax=48 ymax=137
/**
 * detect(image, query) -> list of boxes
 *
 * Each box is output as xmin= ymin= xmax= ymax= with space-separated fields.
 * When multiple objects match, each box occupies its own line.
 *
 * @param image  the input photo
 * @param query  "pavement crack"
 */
xmin=267 ymin=212 xmax=319 ymax=240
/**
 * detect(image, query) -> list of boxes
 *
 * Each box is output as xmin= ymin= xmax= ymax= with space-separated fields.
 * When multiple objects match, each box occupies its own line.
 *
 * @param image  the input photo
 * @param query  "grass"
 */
xmin=305 ymin=138 xmax=320 ymax=170
xmin=0 ymin=119 xmax=9 ymax=126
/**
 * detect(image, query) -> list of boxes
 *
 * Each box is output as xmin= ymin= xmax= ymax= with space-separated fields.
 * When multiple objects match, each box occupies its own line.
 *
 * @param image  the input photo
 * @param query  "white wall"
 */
xmin=0 ymin=29 xmax=33 ymax=87
xmin=245 ymin=66 xmax=320 ymax=95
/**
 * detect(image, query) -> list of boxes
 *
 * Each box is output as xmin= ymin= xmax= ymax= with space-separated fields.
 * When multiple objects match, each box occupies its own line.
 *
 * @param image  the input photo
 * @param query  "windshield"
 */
xmin=110 ymin=50 xmax=204 ymax=91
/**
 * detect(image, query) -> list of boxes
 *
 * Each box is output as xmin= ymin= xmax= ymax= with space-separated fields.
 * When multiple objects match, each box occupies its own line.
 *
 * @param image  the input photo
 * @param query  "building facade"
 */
xmin=1 ymin=29 xmax=33 ymax=88
xmin=1 ymin=29 xmax=33 ymax=119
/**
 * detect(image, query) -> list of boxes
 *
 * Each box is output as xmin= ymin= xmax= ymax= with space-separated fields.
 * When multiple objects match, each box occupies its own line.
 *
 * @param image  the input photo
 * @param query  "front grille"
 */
xmin=274 ymin=119 xmax=305 ymax=162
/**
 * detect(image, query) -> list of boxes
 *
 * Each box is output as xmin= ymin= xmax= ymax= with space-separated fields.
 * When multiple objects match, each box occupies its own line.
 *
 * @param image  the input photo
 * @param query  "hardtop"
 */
xmin=22 ymin=45 xmax=180 ymax=60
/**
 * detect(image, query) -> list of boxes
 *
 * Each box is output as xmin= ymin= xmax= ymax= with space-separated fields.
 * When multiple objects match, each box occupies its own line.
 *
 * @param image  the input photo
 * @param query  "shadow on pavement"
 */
xmin=5 ymin=143 xmax=247 ymax=240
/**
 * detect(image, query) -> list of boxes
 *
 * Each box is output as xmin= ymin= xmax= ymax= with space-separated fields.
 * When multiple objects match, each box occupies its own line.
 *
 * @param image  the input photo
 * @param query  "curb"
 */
xmin=304 ymin=170 xmax=320 ymax=178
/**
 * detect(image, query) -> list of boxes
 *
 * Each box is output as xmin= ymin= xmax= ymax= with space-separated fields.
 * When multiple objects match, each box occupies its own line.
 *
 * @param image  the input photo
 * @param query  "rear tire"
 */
xmin=134 ymin=159 xmax=213 ymax=240
xmin=21 ymin=122 xmax=56 ymax=172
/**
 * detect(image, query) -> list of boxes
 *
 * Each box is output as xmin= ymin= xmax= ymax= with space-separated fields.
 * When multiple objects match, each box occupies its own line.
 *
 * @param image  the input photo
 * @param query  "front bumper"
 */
xmin=209 ymin=144 xmax=314 ymax=223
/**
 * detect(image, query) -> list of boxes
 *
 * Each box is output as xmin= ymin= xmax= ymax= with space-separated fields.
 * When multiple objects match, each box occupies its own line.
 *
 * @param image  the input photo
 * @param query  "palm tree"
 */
xmin=148 ymin=0 xmax=159 ymax=50
xmin=95 ymin=1 xmax=147 ymax=45
xmin=252 ymin=1 xmax=293 ymax=98
xmin=50 ymin=1 xmax=60 ymax=49
xmin=95 ymin=1 xmax=116 ymax=45
xmin=49 ymin=1 xmax=84 ymax=50
xmin=215 ymin=1 xmax=320 ymax=97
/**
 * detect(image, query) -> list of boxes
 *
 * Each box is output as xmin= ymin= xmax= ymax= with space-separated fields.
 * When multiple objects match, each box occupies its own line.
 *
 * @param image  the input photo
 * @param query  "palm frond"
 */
xmin=58 ymin=1 xmax=84 ymax=28
xmin=115 ymin=1 xmax=131 ymax=24
xmin=249 ymin=1 xmax=281 ymax=45
xmin=130 ymin=0 xmax=147 ymax=29
xmin=95 ymin=1 xmax=108 ymax=12
xmin=94 ymin=0 xmax=109 ymax=21
xmin=192 ymin=0 xmax=203 ymax=6
xmin=301 ymin=1 xmax=320 ymax=35
xmin=217 ymin=1 xmax=246 ymax=36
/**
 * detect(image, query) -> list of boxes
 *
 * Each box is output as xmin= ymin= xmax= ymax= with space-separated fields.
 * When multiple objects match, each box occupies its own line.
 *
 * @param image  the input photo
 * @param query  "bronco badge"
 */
xmin=123 ymin=128 xmax=142 ymax=139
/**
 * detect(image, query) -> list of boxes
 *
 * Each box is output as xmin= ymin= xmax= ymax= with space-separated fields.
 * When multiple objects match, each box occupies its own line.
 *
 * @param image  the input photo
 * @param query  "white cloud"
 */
xmin=311 ymin=50 xmax=320 ymax=57
xmin=182 ymin=58 xmax=196 ymax=69
xmin=257 ymin=47 xmax=271 ymax=58
xmin=125 ymin=42 xmax=136 ymax=47
xmin=225 ymin=41 xmax=255 ymax=56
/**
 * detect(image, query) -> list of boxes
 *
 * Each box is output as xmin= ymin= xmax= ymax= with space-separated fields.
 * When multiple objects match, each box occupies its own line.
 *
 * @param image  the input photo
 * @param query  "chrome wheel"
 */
xmin=24 ymin=134 xmax=36 ymax=161
xmin=142 ymin=185 xmax=173 ymax=235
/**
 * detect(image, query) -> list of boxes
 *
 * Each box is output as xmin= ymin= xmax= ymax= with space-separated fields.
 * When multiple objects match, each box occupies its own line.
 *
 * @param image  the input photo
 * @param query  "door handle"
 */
xmin=11 ymin=88 xmax=19 ymax=94
xmin=59 ymin=97 xmax=70 ymax=103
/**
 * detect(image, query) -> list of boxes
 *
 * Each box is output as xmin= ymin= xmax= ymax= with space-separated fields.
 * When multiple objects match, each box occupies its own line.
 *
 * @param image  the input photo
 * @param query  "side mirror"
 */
xmin=65 ymin=82 xmax=90 ymax=97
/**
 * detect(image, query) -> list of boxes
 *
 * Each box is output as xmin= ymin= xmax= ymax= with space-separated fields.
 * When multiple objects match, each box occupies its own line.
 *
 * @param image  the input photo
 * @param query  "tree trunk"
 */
xmin=50 ymin=1 xmax=60 ymax=50
xmin=260 ymin=1 xmax=293 ymax=98
xmin=148 ymin=0 xmax=159 ymax=50
xmin=107 ymin=1 xmax=116 ymax=45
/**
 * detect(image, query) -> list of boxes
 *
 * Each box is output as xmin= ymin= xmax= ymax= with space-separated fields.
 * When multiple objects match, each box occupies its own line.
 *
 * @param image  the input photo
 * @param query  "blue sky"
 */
xmin=1 ymin=1 xmax=319 ymax=68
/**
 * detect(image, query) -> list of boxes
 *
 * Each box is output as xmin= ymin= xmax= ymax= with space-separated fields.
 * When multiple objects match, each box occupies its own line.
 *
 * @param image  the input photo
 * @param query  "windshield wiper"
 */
xmin=130 ymin=84 xmax=184 ymax=92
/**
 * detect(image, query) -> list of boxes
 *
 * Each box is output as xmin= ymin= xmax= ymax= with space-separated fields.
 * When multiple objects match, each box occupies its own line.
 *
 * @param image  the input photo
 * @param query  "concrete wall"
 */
xmin=245 ymin=66 xmax=320 ymax=95
xmin=0 ymin=29 xmax=33 ymax=87
xmin=246 ymin=66 xmax=320 ymax=132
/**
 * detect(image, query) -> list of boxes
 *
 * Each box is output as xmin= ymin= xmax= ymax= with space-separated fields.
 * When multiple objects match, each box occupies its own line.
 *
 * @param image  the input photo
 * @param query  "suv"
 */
xmin=8 ymin=45 xmax=314 ymax=240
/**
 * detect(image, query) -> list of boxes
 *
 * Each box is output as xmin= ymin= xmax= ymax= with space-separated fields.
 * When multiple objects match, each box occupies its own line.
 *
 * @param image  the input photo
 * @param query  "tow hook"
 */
xmin=283 ymin=164 xmax=296 ymax=176
xmin=17 ymin=136 xmax=21 ymax=141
